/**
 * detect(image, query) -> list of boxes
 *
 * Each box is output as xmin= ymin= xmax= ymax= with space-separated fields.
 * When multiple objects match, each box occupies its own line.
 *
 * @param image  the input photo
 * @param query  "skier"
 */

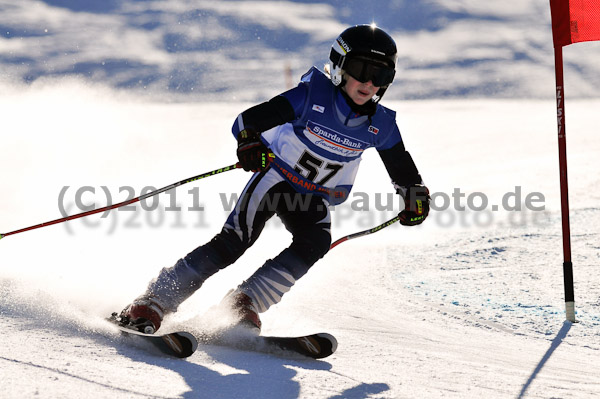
xmin=118 ymin=24 xmax=430 ymax=334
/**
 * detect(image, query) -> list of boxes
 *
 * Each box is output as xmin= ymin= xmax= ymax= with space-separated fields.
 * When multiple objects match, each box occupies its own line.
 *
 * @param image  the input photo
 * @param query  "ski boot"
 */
xmin=117 ymin=295 xmax=166 ymax=334
xmin=222 ymin=290 xmax=262 ymax=334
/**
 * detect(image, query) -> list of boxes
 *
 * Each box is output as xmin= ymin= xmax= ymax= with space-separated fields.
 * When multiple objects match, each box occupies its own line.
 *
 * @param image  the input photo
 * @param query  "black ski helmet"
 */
xmin=329 ymin=24 xmax=397 ymax=103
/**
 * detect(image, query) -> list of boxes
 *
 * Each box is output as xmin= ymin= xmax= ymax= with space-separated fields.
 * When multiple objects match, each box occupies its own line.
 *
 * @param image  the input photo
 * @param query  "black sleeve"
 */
xmin=240 ymin=95 xmax=296 ymax=133
xmin=377 ymin=141 xmax=424 ymax=190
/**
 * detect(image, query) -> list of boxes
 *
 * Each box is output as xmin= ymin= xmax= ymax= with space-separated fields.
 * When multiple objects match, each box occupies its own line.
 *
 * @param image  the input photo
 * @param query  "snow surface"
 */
xmin=2 ymin=0 xmax=600 ymax=100
xmin=1 ymin=82 xmax=600 ymax=398
xmin=2 ymin=1 xmax=600 ymax=398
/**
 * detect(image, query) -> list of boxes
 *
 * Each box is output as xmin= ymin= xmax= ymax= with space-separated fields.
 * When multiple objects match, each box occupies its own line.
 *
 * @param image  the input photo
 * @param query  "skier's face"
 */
xmin=342 ymin=75 xmax=380 ymax=105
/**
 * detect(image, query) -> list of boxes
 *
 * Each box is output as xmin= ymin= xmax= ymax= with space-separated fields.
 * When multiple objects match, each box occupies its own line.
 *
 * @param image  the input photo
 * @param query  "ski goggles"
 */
xmin=343 ymin=57 xmax=395 ymax=87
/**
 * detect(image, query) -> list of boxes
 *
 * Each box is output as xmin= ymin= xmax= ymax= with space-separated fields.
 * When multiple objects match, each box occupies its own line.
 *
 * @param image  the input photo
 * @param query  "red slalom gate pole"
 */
xmin=0 ymin=163 xmax=241 ymax=241
xmin=554 ymin=45 xmax=576 ymax=323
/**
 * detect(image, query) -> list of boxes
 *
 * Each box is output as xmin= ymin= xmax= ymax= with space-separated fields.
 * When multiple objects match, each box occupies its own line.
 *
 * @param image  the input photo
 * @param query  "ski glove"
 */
xmin=236 ymin=128 xmax=273 ymax=172
xmin=399 ymin=184 xmax=430 ymax=226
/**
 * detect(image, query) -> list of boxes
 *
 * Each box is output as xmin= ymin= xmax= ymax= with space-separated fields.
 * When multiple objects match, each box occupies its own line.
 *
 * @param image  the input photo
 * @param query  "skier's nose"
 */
xmin=363 ymin=80 xmax=378 ymax=89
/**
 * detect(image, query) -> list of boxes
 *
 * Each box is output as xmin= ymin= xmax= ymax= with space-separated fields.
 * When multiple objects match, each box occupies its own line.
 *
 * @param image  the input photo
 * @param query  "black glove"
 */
xmin=399 ymin=184 xmax=430 ymax=226
xmin=236 ymin=128 xmax=272 ymax=172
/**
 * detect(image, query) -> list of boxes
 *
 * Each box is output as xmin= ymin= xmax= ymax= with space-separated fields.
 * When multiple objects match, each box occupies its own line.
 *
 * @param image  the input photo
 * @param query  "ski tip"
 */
xmin=176 ymin=331 xmax=199 ymax=353
xmin=315 ymin=333 xmax=338 ymax=354
xmin=0 ymin=233 xmax=4 ymax=240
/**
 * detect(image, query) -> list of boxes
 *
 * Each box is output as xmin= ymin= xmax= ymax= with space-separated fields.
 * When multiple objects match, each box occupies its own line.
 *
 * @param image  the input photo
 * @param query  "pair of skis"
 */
xmin=107 ymin=313 xmax=337 ymax=360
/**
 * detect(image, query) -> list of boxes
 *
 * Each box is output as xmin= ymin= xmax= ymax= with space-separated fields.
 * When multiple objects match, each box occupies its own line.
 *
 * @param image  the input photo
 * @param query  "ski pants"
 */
xmin=147 ymin=167 xmax=332 ymax=313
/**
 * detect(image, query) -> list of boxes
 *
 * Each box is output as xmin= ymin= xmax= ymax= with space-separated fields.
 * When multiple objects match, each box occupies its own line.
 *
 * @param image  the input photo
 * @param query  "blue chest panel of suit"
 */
xmin=261 ymin=67 xmax=401 ymax=204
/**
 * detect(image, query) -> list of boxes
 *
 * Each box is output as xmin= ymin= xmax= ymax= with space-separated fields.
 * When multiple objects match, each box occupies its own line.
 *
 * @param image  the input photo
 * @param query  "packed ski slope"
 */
xmin=2 ymin=1 xmax=600 ymax=397
xmin=1 ymin=82 xmax=599 ymax=398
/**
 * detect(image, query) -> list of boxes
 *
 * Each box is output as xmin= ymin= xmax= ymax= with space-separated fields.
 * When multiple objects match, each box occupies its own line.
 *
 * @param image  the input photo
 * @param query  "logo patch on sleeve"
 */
xmin=368 ymin=125 xmax=379 ymax=135
xmin=312 ymin=104 xmax=325 ymax=113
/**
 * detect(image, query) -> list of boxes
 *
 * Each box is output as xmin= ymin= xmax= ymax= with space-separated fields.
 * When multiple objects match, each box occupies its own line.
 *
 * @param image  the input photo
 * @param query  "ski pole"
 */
xmin=329 ymin=214 xmax=400 ymax=250
xmin=0 ymin=163 xmax=241 ymax=240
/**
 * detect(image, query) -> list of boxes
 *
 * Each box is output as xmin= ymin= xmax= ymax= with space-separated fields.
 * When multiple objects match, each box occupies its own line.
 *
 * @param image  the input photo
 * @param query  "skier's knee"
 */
xmin=205 ymin=228 xmax=249 ymax=264
xmin=291 ymin=227 xmax=331 ymax=265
